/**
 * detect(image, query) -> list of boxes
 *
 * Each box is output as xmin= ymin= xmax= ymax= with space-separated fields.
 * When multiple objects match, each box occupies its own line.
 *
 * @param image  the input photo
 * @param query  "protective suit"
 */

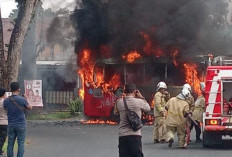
xmin=183 ymin=83 xmax=195 ymax=112
xmin=190 ymin=86 xmax=205 ymax=142
xmin=165 ymin=89 xmax=190 ymax=148
xmin=182 ymin=84 xmax=195 ymax=144
xmin=186 ymin=95 xmax=195 ymax=113
xmin=192 ymin=95 xmax=205 ymax=123
xmin=185 ymin=94 xmax=195 ymax=144
xmin=153 ymin=83 xmax=170 ymax=143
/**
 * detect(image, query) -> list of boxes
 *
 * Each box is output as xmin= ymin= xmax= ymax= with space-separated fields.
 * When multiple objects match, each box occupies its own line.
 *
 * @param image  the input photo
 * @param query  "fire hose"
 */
xmin=185 ymin=114 xmax=201 ymax=145
xmin=188 ymin=115 xmax=200 ymax=128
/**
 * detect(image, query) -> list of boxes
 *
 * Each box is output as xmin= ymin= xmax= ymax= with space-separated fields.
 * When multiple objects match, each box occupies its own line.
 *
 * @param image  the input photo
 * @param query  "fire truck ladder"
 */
xmin=205 ymin=79 xmax=222 ymax=116
xmin=214 ymin=56 xmax=232 ymax=66
xmin=223 ymin=60 xmax=232 ymax=65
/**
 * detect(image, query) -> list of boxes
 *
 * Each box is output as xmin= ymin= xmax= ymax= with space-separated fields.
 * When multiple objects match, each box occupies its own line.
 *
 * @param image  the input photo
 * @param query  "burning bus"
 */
xmin=78 ymin=49 xmax=204 ymax=122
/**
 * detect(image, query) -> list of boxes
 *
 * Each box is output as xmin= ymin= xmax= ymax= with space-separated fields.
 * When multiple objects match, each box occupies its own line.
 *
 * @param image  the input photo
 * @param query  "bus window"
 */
xmin=93 ymin=65 xmax=104 ymax=87
xmin=104 ymin=64 xmax=124 ymax=87
xmin=125 ymin=64 xmax=144 ymax=84
xmin=144 ymin=63 xmax=165 ymax=86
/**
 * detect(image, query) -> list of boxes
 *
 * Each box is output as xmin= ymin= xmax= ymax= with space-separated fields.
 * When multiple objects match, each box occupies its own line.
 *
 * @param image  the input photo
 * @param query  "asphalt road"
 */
xmin=23 ymin=123 xmax=232 ymax=157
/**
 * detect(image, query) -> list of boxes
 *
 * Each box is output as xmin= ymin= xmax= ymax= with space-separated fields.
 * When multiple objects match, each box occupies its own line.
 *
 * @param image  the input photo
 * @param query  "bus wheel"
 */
xmin=110 ymin=109 xmax=120 ymax=123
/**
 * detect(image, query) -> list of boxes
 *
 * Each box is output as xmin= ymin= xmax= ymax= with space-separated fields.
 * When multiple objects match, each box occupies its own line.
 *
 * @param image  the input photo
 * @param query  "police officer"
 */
xmin=165 ymin=88 xmax=190 ymax=149
xmin=153 ymin=82 xmax=170 ymax=143
xmin=191 ymin=82 xmax=205 ymax=142
xmin=114 ymin=83 xmax=150 ymax=157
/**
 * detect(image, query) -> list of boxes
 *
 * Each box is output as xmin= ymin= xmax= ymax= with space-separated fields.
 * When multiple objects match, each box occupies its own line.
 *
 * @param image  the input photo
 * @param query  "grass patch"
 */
xmin=3 ymin=141 xmax=7 ymax=153
xmin=26 ymin=112 xmax=72 ymax=120
xmin=2 ymin=139 xmax=18 ymax=155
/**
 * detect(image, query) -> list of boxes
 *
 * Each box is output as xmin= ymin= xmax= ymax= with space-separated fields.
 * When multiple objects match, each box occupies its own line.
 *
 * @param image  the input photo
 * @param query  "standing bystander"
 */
xmin=3 ymin=82 xmax=32 ymax=157
xmin=114 ymin=83 xmax=150 ymax=157
xmin=0 ymin=88 xmax=7 ymax=157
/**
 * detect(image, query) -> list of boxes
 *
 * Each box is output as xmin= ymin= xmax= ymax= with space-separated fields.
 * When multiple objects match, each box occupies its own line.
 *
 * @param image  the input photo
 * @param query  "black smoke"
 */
xmin=72 ymin=0 xmax=232 ymax=59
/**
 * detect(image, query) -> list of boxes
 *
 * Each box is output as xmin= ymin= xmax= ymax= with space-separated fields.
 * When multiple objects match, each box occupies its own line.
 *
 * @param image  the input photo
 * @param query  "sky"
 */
xmin=0 ymin=0 xmax=17 ymax=18
xmin=0 ymin=0 xmax=232 ymax=23
xmin=0 ymin=0 xmax=76 ymax=18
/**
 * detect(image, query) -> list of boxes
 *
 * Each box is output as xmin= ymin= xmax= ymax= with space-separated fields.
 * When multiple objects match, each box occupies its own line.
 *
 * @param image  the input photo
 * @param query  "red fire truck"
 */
xmin=203 ymin=56 xmax=232 ymax=147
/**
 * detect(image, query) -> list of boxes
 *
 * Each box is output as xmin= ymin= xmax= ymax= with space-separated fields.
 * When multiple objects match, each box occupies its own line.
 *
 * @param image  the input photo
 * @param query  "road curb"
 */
xmin=27 ymin=119 xmax=82 ymax=127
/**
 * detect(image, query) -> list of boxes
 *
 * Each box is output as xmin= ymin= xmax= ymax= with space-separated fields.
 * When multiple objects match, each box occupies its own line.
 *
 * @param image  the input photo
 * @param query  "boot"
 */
xmin=154 ymin=139 xmax=159 ymax=144
xmin=168 ymin=138 xmax=174 ymax=148
xmin=196 ymin=138 xmax=202 ymax=142
xmin=160 ymin=139 xmax=166 ymax=144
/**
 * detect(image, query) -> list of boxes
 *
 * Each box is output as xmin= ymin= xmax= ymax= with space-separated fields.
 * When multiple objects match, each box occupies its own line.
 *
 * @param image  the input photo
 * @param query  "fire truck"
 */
xmin=203 ymin=56 xmax=232 ymax=147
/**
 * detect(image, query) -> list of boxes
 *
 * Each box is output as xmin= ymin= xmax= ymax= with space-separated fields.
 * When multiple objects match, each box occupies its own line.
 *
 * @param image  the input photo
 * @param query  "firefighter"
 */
xmin=165 ymin=88 xmax=190 ymax=149
xmin=153 ymin=81 xmax=170 ymax=143
xmin=183 ymin=83 xmax=195 ymax=113
xmin=182 ymin=83 xmax=195 ymax=144
xmin=191 ymin=82 xmax=205 ymax=142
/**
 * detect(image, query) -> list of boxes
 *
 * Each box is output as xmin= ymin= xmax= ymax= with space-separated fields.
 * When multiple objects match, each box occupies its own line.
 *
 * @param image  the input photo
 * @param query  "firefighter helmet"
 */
xmin=183 ymin=83 xmax=192 ymax=92
xmin=157 ymin=82 xmax=167 ymax=90
xmin=200 ymin=82 xmax=205 ymax=92
xmin=181 ymin=88 xmax=190 ymax=99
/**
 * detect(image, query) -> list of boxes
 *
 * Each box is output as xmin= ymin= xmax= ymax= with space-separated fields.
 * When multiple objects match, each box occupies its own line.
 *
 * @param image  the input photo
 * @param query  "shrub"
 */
xmin=68 ymin=98 xmax=83 ymax=115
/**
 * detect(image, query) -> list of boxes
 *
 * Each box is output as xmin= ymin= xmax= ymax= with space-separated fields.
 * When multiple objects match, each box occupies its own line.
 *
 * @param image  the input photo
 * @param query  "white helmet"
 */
xmin=157 ymin=81 xmax=167 ymax=90
xmin=181 ymin=88 xmax=190 ymax=99
xmin=183 ymin=83 xmax=192 ymax=92
xmin=200 ymin=82 xmax=205 ymax=92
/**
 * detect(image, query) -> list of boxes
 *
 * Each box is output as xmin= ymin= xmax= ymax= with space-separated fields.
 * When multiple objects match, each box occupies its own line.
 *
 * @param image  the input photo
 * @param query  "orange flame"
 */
xmin=95 ymin=68 xmax=104 ymax=87
xmin=78 ymin=49 xmax=94 ymax=99
xmin=81 ymin=119 xmax=117 ymax=125
xmin=141 ymin=32 xmax=152 ymax=55
xmin=122 ymin=51 xmax=142 ymax=63
xmin=109 ymin=74 xmax=121 ymax=90
xmin=183 ymin=63 xmax=202 ymax=95
xmin=78 ymin=49 xmax=122 ymax=99
xmin=103 ymin=73 xmax=121 ymax=92
xmin=171 ymin=49 xmax=180 ymax=66
xmin=142 ymin=113 xmax=153 ymax=125
xmin=140 ymin=31 xmax=164 ymax=57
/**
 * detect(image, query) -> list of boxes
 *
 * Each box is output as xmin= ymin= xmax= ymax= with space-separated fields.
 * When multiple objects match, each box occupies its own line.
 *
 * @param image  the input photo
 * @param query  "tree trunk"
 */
xmin=5 ymin=0 xmax=39 ymax=89
xmin=0 ymin=8 xmax=7 ymax=88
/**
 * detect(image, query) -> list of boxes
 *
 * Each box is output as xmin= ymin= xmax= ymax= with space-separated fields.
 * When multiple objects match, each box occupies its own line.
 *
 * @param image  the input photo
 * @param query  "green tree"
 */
xmin=0 ymin=0 xmax=40 ymax=89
